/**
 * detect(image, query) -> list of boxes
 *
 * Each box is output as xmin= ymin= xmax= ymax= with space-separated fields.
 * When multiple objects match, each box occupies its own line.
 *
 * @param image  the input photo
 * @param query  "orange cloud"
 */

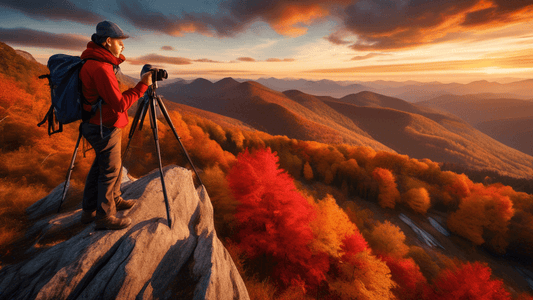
xmin=267 ymin=4 xmax=329 ymax=37
xmin=193 ymin=58 xmax=223 ymax=63
xmin=328 ymin=0 xmax=533 ymax=51
xmin=128 ymin=54 xmax=192 ymax=65
xmin=308 ymin=53 xmax=533 ymax=74
xmin=351 ymin=53 xmax=388 ymax=61
xmin=266 ymin=58 xmax=295 ymax=62
xmin=237 ymin=57 xmax=256 ymax=62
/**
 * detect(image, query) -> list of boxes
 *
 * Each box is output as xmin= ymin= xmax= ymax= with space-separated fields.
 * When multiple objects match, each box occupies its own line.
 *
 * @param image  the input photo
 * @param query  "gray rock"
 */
xmin=1 ymin=165 xmax=249 ymax=300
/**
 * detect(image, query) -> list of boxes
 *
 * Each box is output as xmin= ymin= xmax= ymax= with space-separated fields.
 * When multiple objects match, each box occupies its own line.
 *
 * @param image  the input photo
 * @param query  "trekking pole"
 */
xmin=58 ymin=126 xmax=83 ymax=212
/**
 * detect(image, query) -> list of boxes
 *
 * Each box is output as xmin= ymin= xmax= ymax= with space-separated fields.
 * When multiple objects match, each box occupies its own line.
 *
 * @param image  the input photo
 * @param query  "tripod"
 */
xmin=120 ymin=78 xmax=204 ymax=227
xmin=58 ymin=77 xmax=203 ymax=228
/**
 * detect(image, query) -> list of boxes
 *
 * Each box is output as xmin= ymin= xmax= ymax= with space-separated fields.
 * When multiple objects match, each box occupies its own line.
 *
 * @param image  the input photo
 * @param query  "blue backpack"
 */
xmin=38 ymin=54 xmax=103 ymax=135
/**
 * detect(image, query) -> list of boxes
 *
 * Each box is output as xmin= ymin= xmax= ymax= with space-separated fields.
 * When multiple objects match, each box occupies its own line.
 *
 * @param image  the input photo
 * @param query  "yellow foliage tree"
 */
xmin=308 ymin=194 xmax=357 ymax=258
xmin=366 ymin=220 xmax=409 ymax=259
xmin=330 ymin=250 xmax=396 ymax=300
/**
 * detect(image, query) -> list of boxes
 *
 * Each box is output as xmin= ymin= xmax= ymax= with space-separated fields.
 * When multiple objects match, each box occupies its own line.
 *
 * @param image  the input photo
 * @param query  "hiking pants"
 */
xmin=81 ymin=122 xmax=121 ymax=217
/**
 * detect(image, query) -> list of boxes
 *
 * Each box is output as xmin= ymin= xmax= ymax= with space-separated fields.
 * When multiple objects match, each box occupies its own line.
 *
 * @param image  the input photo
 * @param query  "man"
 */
xmin=79 ymin=21 xmax=152 ymax=230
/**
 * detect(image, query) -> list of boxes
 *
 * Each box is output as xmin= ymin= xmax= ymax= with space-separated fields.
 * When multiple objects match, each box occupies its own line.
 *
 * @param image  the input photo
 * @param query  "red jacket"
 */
xmin=80 ymin=42 xmax=148 ymax=128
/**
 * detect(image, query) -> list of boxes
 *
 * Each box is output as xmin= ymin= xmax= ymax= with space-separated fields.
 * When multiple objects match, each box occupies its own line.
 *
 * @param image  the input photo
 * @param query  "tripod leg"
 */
xmin=139 ymin=96 xmax=150 ymax=132
xmin=114 ymin=97 xmax=150 ymax=192
xmin=156 ymin=95 xmax=204 ymax=187
xmin=149 ymin=98 xmax=172 ymax=228
xmin=58 ymin=127 xmax=83 ymax=212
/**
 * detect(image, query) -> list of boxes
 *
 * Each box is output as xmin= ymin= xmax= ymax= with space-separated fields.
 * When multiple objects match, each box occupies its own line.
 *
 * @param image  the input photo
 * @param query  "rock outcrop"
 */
xmin=0 ymin=166 xmax=249 ymax=300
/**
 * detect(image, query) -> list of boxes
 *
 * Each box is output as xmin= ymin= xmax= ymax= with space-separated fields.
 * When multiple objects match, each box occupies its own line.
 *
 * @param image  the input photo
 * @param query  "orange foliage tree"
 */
xmin=403 ymin=187 xmax=431 ymax=214
xmin=372 ymin=168 xmax=400 ymax=209
xmin=226 ymin=148 xmax=329 ymax=288
xmin=303 ymin=161 xmax=313 ymax=181
xmin=447 ymin=183 xmax=515 ymax=254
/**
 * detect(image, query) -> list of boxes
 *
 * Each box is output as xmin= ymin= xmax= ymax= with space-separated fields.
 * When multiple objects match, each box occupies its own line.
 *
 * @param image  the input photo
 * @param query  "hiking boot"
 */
xmin=81 ymin=210 xmax=96 ymax=224
xmin=95 ymin=215 xmax=132 ymax=230
xmin=115 ymin=197 xmax=135 ymax=211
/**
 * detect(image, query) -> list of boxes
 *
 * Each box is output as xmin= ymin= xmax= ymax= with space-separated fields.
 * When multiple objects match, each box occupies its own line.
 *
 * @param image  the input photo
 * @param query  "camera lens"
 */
xmin=159 ymin=69 xmax=168 ymax=80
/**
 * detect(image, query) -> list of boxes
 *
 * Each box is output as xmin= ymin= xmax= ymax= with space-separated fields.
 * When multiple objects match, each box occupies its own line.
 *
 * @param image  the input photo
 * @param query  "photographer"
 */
xmin=79 ymin=20 xmax=152 ymax=230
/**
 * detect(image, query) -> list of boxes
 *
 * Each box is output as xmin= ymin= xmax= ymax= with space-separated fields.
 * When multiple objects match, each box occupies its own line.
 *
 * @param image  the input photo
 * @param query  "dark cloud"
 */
xmin=118 ymin=0 xmax=352 ymax=37
xmin=128 ymin=54 xmax=192 ymax=65
xmin=117 ymin=0 xmax=219 ymax=37
xmin=329 ymin=0 xmax=533 ymax=51
xmin=325 ymin=32 xmax=351 ymax=45
xmin=265 ymin=58 xmax=295 ymax=62
xmin=0 ymin=0 xmax=104 ymax=25
xmin=237 ymin=57 xmax=256 ymax=62
xmin=161 ymin=46 xmax=174 ymax=51
xmin=0 ymin=27 xmax=88 ymax=50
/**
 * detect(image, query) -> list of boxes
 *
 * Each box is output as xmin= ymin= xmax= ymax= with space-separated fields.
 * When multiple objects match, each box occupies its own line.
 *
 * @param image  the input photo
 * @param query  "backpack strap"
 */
xmin=80 ymin=58 xmax=116 ymax=139
xmin=37 ymin=74 xmax=63 ymax=135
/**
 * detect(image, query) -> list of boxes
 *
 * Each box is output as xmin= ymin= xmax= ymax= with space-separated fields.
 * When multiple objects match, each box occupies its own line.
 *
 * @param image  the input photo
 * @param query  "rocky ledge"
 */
xmin=0 ymin=165 xmax=249 ymax=300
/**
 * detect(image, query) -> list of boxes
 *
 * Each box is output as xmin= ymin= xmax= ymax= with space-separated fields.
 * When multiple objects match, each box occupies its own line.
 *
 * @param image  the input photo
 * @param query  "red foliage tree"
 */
xmin=227 ymin=147 xmax=328 ymax=288
xmin=381 ymin=255 xmax=427 ymax=300
xmin=341 ymin=231 xmax=368 ymax=258
xmin=428 ymin=261 xmax=510 ymax=300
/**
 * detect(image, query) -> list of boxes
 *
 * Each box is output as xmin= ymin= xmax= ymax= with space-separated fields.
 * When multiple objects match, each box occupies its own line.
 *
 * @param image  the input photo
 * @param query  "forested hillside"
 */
xmin=1 ymin=42 xmax=533 ymax=299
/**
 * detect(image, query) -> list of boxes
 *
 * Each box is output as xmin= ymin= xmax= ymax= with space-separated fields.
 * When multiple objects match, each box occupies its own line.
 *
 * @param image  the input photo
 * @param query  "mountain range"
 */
xmin=238 ymin=77 xmax=533 ymax=102
xmin=161 ymin=77 xmax=533 ymax=102
xmin=6 ymin=41 xmax=533 ymax=179
xmin=158 ymin=78 xmax=533 ymax=179
xmin=419 ymin=94 xmax=533 ymax=157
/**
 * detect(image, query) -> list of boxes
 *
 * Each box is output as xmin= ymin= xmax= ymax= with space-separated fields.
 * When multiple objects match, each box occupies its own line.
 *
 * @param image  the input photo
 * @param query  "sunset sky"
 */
xmin=1 ymin=0 xmax=533 ymax=83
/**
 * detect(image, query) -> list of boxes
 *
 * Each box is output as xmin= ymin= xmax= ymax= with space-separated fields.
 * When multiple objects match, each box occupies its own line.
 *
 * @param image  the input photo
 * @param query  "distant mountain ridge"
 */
xmin=159 ymin=78 xmax=392 ymax=151
xmin=419 ymin=94 xmax=533 ymax=157
xmin=248 ymin=77 xmax=533 ymax=102
xmin=159 ymin=77 xmax=533 ymax=179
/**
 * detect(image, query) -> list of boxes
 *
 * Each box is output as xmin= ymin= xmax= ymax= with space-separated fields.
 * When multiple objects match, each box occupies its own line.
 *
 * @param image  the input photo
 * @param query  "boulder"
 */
xmin=0 ymin=165 xmax=249 ymax=300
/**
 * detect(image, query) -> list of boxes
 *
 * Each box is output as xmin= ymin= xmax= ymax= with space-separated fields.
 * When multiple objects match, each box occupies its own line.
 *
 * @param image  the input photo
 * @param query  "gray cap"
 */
xmin=95 ymin=21 xmax=129 ymax=39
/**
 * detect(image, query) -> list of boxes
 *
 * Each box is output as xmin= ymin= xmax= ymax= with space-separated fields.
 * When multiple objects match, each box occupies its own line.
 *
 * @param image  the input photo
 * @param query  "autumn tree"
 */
xmin=366 ymin=220 xmax=409 ymax=259
xmin=408 ymin=246 xmax=441 ymax=281
xmin=403 ymin=187 xmax=431 ymax=214
xmin=447 ymin=184 xmax=514 ymax=253
xmin=428 ymin=261 xmax=510 ymax=300
xmin=372 ymin=168 xmax=400 ymax=209
xmin=308 ymin=194 xmax=357 ymax=258
xmin=381 ymin=255 xmax=427 ymax=300
xmin=303 ymin=161 xmax=314 ymax=181
xmin=330 ymin=249 xmax=395 ymax=300
xmin=227 ymin=147 xmax=328 ymax=288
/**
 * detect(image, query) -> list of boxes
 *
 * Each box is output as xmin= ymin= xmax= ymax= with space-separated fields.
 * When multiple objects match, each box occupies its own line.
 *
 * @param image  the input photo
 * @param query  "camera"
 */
xmin=141 ymin=64 xmax=168 ymax=82
xmin=151 ymin=68 xmax=168 ymax=82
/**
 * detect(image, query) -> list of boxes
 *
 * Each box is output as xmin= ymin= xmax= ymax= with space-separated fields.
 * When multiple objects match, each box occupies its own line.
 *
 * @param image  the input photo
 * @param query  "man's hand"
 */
xmin=141 ymin=72 xmax=152 ymax=86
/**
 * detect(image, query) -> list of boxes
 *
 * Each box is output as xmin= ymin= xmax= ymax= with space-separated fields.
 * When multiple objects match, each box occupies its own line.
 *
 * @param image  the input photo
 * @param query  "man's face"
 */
xmin=106 ymin=37 xmax=124 ymax=58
